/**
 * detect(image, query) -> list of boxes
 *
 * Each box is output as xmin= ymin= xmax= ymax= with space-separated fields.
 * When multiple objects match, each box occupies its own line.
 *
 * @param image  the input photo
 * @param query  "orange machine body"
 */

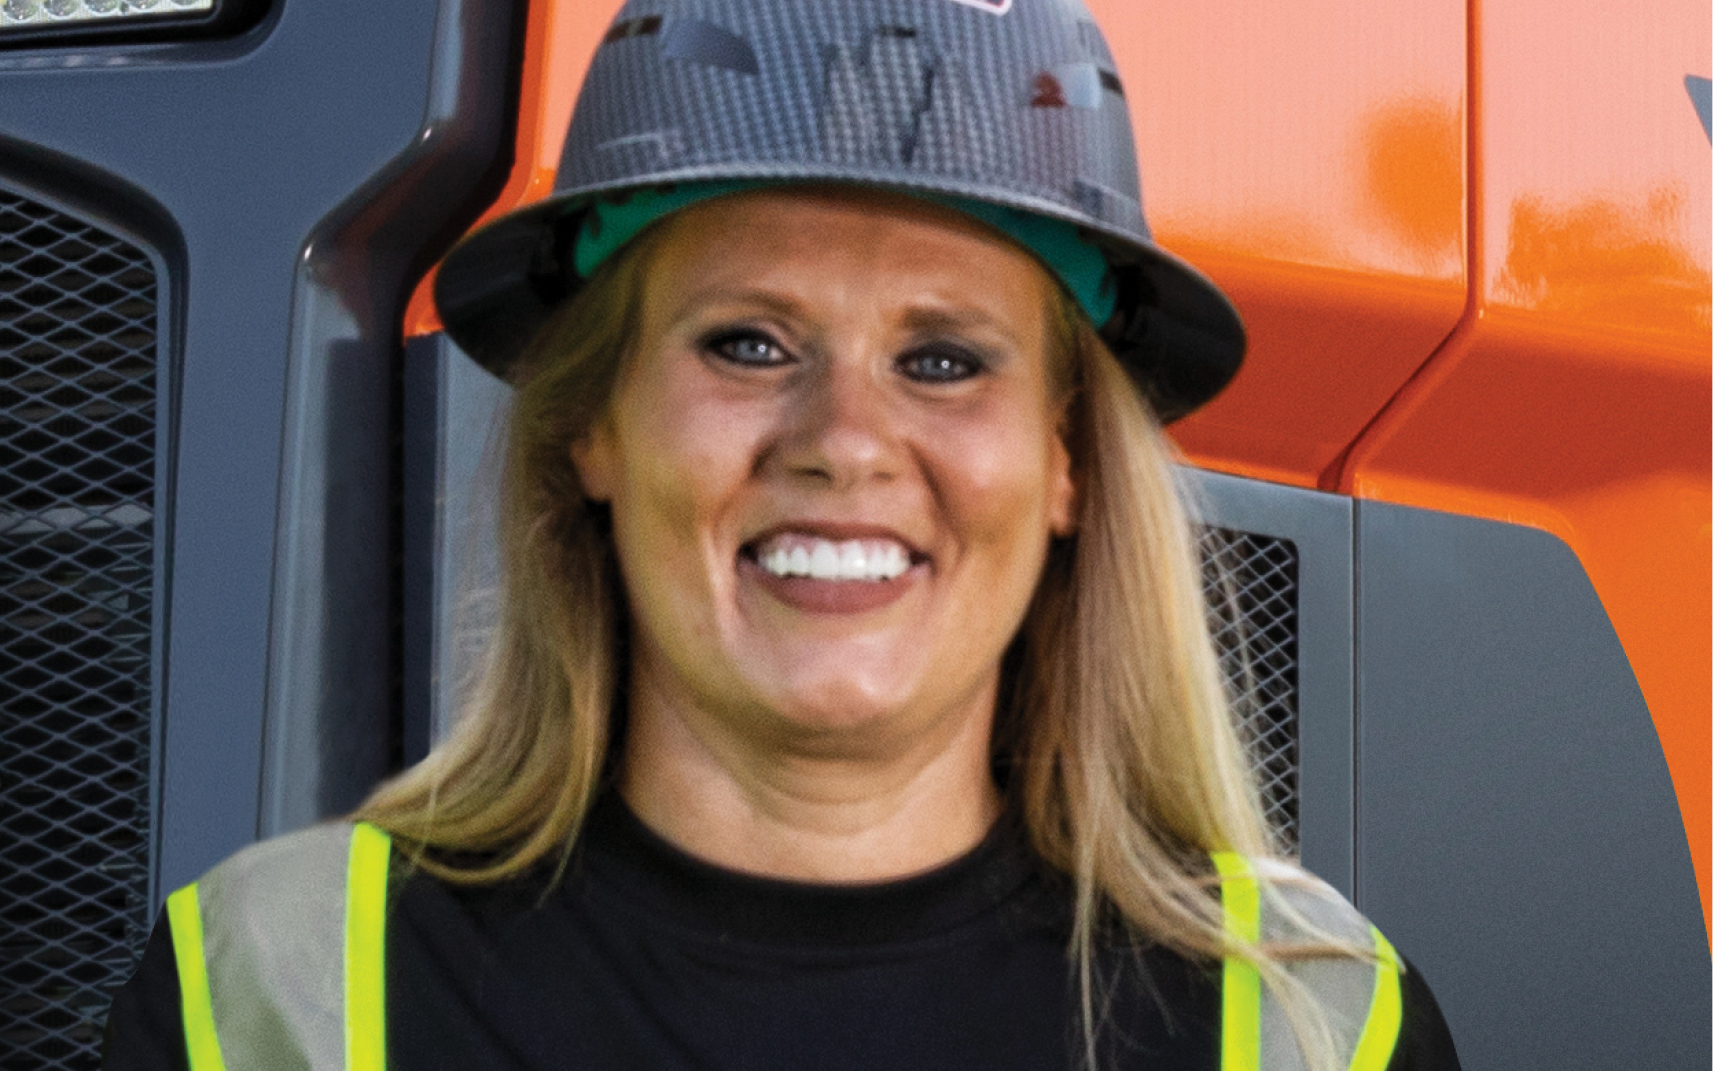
xmin=403 ymin=0 xmax=1712 ymax=942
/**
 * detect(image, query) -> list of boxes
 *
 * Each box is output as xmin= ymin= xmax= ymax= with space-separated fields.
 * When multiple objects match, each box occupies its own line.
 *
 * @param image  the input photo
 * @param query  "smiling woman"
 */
xmin=578 ymin=190 xmax=1074 ymax=880
xmin=103 ymin=2 xmax=1460 ymax=1070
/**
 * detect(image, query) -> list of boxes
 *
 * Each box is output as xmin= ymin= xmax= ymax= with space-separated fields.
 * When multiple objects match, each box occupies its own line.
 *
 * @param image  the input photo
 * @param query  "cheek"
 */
xmin=606 ymin=374 xmax=769 ymax=573
xmin=923 ymin=405 xmax=1063 ymax=557
xmin=604 ymin=417 xmax=741 ymax=667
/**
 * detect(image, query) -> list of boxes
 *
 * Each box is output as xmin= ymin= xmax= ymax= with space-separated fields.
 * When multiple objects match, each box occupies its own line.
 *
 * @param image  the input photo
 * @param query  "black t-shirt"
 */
xmin=105 ymin=797 xmax=1460 ymax=1069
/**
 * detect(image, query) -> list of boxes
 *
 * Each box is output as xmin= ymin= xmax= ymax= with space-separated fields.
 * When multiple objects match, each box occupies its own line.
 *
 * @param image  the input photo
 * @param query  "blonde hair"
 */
xmin=359 ymin=223 xmax=1363 ymax=1070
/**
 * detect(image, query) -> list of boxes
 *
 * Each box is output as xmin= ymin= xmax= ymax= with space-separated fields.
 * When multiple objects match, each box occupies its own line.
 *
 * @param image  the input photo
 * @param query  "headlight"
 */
xmin=0 ymin=0 xmax=265 ymax=46
xmin=2 ymin=0 xmax=214 ymax=28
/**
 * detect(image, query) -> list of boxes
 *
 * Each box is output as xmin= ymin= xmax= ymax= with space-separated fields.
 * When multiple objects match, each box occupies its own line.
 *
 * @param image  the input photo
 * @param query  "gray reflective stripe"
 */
xmin=1250 ymin=859 xmax=1397 ymax=1071
xmin=195 ymin=823 xmax=360 ymax=1071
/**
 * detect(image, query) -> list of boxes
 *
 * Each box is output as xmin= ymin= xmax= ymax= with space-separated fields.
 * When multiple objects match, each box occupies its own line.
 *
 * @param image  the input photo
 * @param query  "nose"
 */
xmin=772 ymin=355 xmax=902 ymax=490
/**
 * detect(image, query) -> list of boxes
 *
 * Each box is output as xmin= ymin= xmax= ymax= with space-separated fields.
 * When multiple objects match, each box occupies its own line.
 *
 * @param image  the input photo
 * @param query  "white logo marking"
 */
xmin=944 ymin=0 xmax=1014 ymax=15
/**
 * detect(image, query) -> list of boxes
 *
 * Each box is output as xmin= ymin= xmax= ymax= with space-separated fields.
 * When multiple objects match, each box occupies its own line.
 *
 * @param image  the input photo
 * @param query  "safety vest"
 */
xmin=165 ymin=824 xmax=1402 ymax=1071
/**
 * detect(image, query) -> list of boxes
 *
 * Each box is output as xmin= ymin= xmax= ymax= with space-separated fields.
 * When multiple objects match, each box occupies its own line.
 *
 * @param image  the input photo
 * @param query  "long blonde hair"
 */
xmin=360 ymin=220 xmax=1358 ymax=1069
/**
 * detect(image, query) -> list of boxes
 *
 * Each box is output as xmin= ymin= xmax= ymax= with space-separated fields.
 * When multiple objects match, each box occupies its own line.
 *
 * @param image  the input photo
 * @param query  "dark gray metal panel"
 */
xmin=0 ymin=0 xmax=522 ymax=897
xmin=1185 ymin=470 xmax=1355 ymax=898
xmin=1356 ymin=502 xmax=1707 ymax=1070
xmin=407 ymin=331 xmax=507 ymax=749
xmin=258 ymin=0 xmax=523 ymax=838
xmin=400 ymin=333 xmax=442 ymax=769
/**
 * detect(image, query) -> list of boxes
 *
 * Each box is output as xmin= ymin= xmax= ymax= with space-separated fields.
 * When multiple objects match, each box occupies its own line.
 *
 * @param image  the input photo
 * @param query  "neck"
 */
xmin=618 ymin=670 xmax=1004 ymax=884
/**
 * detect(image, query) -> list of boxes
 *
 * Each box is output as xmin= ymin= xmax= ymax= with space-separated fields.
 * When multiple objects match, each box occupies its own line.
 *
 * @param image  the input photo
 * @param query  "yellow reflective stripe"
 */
xmin=165 ymin=884 xmax=227 ymax=1071
xmin=1348 ymin=926 xmax=1403 ymax=1071
xmin=1212 ymin=852 xmax=1261 ymax=1071
xmin=344 ymin=823 xmax=392 ymax=1071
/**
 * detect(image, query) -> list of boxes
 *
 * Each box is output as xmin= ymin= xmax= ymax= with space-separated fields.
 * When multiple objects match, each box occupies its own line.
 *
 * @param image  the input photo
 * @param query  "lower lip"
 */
xmin=739 ymin=556 xmax=925 ymax=614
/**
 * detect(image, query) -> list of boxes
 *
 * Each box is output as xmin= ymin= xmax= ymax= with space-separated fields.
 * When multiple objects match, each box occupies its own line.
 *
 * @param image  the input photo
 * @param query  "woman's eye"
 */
xmin=705 ymin=330 xmax=788 ymax=367
xmin=898 ymin=345 xmax=986 ymax=383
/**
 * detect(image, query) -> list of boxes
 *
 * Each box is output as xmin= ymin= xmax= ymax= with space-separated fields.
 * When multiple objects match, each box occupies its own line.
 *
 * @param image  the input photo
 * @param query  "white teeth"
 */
xmin=839 ymin=542 xmax=866 ymax=576
xmin=752 ymin=534 xmax=913 ymax=582
xmin=809 ymin=542 xmax=840 ymax=579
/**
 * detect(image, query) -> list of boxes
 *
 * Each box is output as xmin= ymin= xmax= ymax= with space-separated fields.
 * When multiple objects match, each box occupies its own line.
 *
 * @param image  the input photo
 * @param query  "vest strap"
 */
xmin=166 ymin=883 xmax=227 ymax=1071
xmin=344 ymin=823 xmax=391 ymax=1071
xmin=1213 ymin=851 xmax=1263 ymax=1071
xmin=1349 ymin=928 xmax=1402 ymax=1071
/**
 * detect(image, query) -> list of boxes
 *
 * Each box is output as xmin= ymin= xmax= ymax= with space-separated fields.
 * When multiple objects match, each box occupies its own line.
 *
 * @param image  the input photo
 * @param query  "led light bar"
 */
xmin=0 ymin=0 xmax=214 ymax=30
xmin=0 ymin=0 xmax=267 ymax=48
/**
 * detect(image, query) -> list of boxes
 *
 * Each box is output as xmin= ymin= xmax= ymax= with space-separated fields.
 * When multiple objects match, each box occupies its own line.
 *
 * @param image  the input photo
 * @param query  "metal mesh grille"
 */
xmin=0 ymin=190 xmax=157 ymax=1071
xmin=1200 ymin=526 xmax=1300 ymax=852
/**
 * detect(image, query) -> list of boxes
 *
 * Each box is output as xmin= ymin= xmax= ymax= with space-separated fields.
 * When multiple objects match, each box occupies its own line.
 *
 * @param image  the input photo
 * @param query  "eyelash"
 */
xmin=897 ymin=345 xmax=987 ymax=384
xmin=700 ymin=328 xmax=989 ymax=384
xmin=704 ymin=328 xmax=790 ymax=367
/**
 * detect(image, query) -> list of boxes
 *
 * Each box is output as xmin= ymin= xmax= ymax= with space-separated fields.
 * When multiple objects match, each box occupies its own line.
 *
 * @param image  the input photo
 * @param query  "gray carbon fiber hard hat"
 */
xmin=434 ymin=0 xmax=1245 ymax=422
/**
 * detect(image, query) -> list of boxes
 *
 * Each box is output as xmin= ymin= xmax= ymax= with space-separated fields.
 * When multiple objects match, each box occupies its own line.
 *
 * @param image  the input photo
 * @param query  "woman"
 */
xmin=106 ymin=1 xmax=1459 ymax=1068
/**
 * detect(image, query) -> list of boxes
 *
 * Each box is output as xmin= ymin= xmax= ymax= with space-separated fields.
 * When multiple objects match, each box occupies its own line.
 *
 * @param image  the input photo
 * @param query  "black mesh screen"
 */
xmin=0 ymin=190 xmax=158 ymax=1071
xmin=1200 ymin=526 xmax=1301 ymax=852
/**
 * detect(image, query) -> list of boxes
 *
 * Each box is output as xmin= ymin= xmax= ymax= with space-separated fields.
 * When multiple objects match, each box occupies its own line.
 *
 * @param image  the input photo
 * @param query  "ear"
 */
xmin=570 ymin=418 xmax=618 ymax=504
xmin=1047 ymin=404 xmax=1078 ymax=537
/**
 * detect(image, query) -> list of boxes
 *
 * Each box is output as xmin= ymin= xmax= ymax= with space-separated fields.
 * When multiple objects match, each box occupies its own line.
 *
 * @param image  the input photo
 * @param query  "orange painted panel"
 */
xmin=1105 ymin=0 xmax=1469 ymax=485
xmin=1343 ymin=0 xmax=1712 ymax=939
xmin=1166 ymin=246 xmax=1465 ymax=488
xmin=403 ymin=0 xmax=619 ymax=338
xmin=1480 ymin=0 xmax=1710 ymax=341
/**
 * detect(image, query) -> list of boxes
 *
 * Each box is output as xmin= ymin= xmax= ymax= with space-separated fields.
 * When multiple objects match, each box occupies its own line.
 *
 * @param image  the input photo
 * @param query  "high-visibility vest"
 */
xmin=166 ymin=824 xmax=1403 ymax=1071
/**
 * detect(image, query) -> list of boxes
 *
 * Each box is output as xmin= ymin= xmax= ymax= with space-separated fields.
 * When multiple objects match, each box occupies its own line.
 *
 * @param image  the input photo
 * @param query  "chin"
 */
xmin=748 ymin=668 xmax=931 ymax=739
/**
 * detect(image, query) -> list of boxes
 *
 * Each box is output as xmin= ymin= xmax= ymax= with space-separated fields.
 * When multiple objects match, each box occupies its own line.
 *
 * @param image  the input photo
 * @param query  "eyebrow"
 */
xmin=669 ymin=286 xmax=1019 ymax=342
xmin=669 ymin=286 xmax=805 ymax=322
xmin=896 ymin=304 xmax=1013 ymax=339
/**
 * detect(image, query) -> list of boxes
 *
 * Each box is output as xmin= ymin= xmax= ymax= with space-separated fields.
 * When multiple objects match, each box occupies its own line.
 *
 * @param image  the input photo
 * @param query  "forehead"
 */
xmin=644 ymin=187 xmax=1060 ymax=321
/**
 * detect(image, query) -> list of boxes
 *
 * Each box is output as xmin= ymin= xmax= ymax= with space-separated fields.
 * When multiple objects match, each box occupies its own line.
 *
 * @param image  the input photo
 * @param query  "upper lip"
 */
xmin=741 ymin=521 xmax=929 ymax=562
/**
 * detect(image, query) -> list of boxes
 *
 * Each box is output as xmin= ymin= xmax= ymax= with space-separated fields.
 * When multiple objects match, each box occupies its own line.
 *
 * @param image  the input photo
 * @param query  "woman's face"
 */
xmin=574 ymin=188 xmax=1076 ymax=753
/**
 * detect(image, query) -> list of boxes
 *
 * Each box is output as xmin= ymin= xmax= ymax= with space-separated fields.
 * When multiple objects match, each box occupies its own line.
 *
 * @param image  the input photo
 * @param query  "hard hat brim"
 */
xmin=433 ymin=172 xmax=1244 ymax=423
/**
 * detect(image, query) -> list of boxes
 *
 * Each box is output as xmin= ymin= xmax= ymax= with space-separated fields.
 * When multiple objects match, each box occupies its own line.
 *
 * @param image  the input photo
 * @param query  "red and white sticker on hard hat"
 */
xmin=945 ymin=0 xmax=1014 ymax=14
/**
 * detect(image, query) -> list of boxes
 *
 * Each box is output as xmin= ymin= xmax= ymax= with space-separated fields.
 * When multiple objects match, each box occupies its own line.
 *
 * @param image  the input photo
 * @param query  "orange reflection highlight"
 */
xmin=1495 ymin=185 xmax=1711 ymax=336
xmin=1359 ymin=100 xmax=1463 ymax=266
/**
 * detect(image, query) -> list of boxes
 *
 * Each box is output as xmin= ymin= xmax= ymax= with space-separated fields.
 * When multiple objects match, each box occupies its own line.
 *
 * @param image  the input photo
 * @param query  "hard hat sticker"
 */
xmin=945 ymin=0 xmax=1014 ymax=14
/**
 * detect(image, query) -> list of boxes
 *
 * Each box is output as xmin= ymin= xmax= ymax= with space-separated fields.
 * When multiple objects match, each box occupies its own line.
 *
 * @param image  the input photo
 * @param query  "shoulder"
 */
xmin=172 ymin=823 xmax=395 ymax=986
xmin=1214 ymin=853 xmax=1411 ymax=1069
xmin=198 ymin=821 xmax=378 ymax=894
xmin=1251 ymin=856 xmax=1380 ymax=946
xmin=165 ymin=823 xmax=395 ymax=1070
xmin=1232 ymin=860 xmax=1461 ymax=1068
xmin=188 ymin=821 xmax=391 ymax=927
xmin=187 ymin=821 xmax=393 ymax=952
xmin=1214 ymin=851 xmax=1381 ymax=946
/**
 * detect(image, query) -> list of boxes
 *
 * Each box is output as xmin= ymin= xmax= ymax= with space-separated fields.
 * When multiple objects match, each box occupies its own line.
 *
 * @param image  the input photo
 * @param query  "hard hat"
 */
xmin=434 ymin=0 xmax=1245 ymax=422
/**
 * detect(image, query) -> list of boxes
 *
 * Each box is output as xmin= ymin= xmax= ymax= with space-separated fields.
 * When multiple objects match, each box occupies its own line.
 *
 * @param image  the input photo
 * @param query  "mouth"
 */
xmin=738 ymin=527 xmax=929 ymax=613
xmin=743 ymin=531 xmax=923 ymax=581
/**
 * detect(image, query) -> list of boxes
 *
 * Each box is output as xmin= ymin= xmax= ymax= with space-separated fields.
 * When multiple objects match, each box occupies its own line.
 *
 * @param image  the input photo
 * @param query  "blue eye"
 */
xmin=899 ymin=345 xmax=985 ymax=383
xmin=705 ymin=329 xmax=788 ymax=367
